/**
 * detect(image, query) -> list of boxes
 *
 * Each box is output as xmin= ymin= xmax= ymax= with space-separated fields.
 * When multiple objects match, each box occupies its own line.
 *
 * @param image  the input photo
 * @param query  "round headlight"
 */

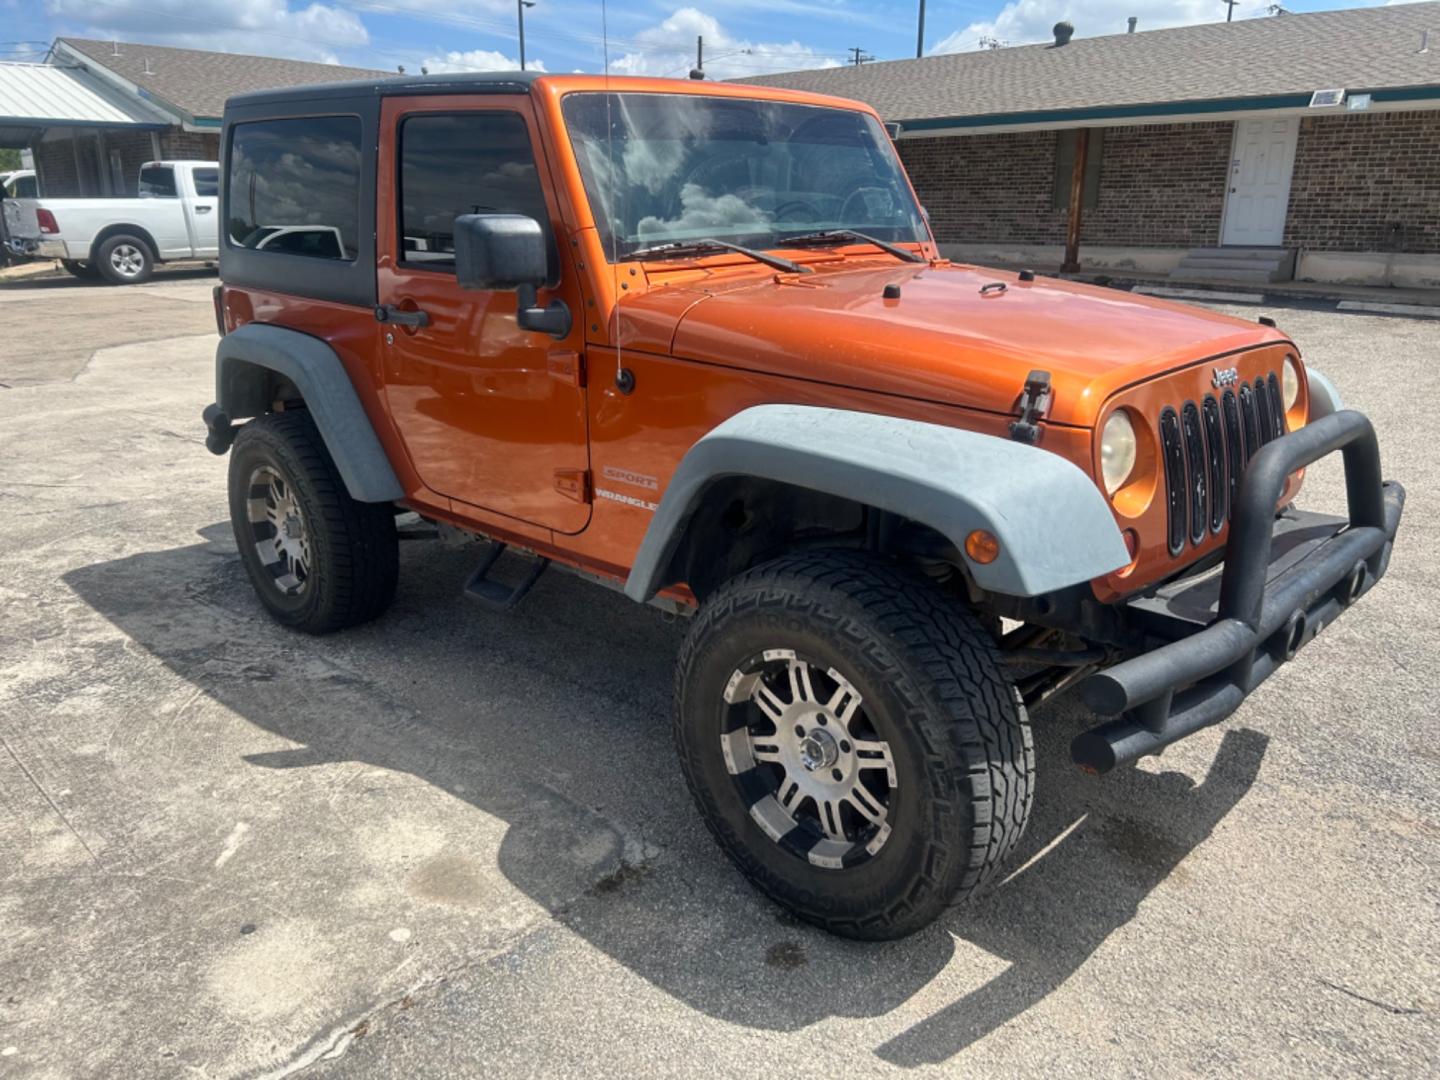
xmin=1101 ymin=410 xmax=1137 ymax=496
xmin=1282 ymin=355 xmax=1301 ymax=411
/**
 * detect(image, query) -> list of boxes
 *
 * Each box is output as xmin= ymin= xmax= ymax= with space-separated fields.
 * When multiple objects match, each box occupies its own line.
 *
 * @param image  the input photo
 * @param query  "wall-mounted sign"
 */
xmin=1309 ymin=88 xmax=1346 ymax=107
xmin=1347 ymin=93 xmax=1372 ymax=111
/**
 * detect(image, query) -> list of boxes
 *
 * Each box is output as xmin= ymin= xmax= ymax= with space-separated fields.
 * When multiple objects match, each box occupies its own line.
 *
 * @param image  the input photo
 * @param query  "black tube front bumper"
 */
xmin=1073 ymin=409 xmax=1404 ymax=774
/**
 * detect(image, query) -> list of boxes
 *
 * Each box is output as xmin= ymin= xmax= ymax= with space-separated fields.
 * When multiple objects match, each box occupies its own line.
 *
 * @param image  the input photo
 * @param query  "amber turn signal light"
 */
xmin=965 ymin=529 xmax=1000 ymax=564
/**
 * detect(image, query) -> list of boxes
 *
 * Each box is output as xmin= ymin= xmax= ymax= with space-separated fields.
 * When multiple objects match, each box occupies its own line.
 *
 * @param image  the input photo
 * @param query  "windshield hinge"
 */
xmin=1009 ymin=370 xmax=1052 ymax=445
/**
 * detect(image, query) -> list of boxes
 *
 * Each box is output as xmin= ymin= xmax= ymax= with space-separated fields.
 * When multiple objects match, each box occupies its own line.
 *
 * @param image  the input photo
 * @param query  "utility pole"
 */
xmin=849 ymin=46 xmax=874 ymax=66
xmin=518 ymin=0 xmax=536 ymax=70
xmin=1224 ymin=0 xmax=1239 ymax=22
xmin=916 ymin=0 xmax=926 ymax=58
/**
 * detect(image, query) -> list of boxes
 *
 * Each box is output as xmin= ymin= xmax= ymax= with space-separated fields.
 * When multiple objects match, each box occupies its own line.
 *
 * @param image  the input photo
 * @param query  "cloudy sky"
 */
xmin=0 ymin=1 xmax=1415 ymax=76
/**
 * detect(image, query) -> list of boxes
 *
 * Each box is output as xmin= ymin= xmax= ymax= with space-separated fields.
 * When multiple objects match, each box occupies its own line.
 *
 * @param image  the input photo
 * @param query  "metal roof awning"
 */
xmin=0 ymin=61 xmax=171 ymax=146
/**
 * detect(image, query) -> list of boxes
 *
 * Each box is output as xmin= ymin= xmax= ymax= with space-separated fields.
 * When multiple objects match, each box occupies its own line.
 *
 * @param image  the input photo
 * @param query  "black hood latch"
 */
xmin=1009 ymin=370 xmax=1052 ymax=445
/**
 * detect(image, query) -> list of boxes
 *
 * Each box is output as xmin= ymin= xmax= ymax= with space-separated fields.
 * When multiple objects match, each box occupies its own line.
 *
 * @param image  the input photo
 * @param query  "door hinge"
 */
xmin=547 ymin=349 xmax=586 ymax=388
xmin=554 ymin=468 xmax=592 ymax=503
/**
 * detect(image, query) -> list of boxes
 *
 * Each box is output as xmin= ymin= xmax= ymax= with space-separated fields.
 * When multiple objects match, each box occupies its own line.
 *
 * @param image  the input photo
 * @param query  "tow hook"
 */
xmin=202 ymin=403 xmax=236 ymax=455
xmin=1009 ymin=370 xmax=1053 ymax=444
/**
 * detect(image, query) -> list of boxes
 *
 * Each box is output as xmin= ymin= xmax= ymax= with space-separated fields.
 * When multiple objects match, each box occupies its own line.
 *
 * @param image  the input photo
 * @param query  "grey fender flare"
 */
xmin=215 ymin=322 xmax=404 ymax=503
xmin=1306 ymin=367 xmax=1342 ymax=421
xmin=623 ymin=404 xmax=1130 ymax=602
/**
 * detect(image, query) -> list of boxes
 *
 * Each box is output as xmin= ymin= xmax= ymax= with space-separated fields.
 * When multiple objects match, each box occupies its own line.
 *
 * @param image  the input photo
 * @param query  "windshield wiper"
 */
xmin=628 ymin=238 xmax=810 ymax=275
xmin=779 ymin=229 xmax=925 ymax=264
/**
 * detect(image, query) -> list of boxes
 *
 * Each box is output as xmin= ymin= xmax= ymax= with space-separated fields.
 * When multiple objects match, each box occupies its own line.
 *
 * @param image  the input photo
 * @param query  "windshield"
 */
xmin=561 ymin=92 xmax=928 ymax=261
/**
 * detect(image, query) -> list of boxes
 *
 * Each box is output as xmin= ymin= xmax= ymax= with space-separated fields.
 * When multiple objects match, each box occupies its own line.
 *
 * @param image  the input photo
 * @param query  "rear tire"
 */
xmin=675 ymin=550 xmax=1034 ymax=940
xmin=94 ymin=233 xmax=154 ymax=285
xmin=60 ymin=259 xmax=99 ymax=279
xmin=228 ymin=411 xmax=399 ymax=634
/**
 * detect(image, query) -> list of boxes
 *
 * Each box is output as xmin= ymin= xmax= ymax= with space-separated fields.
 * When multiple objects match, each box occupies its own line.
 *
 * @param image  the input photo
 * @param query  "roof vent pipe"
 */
xmin=1053 ymin=21 xmax=1075 ymax=46
xmin=1128 ymin=17 xmax=1138 ymax=33
xmin=143 ymin=58 xmax=153 ymax=74
xmin=1421 ymin=29 xmax=1430 ymax=53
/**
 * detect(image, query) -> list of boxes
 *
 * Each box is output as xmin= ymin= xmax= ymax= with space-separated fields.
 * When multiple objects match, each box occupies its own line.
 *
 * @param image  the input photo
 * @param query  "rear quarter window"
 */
xmin=139 ymin=166 xmax=178 ymax=198
xmin=192 ymin=168 xmax=219 ymax=198
xmin=225 ymin=116 xmax=362 ymax=261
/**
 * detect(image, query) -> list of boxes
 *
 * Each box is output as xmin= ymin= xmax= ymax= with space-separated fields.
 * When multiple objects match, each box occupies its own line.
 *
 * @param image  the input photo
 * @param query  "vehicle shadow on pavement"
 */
xmin=0 ymin=266 xmax=216 ymax=290
xmin=63 ymin=534 xmax=1267 ymax=1068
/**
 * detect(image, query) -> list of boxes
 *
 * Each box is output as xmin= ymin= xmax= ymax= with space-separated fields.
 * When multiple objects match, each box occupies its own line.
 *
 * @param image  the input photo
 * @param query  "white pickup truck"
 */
xmin=5 ymin=160 xmax=218 ymax=284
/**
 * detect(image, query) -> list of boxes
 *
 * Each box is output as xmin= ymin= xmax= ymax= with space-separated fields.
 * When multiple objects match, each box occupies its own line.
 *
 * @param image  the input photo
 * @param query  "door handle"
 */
xmin=194 ymin=205 xmax=212 ymax=213
xmin=375 ymin=305 xmax=431 ymax=328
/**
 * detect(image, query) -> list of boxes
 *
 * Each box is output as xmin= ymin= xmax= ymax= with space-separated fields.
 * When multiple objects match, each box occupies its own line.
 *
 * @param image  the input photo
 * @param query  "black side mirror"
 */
xmin=453 ymin=213 xmax=571 ymax=339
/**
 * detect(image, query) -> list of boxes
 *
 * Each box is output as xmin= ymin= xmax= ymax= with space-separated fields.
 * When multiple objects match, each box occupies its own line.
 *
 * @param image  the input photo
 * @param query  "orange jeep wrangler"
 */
xmin=205 ymin=73 xmax=1404 ymax=939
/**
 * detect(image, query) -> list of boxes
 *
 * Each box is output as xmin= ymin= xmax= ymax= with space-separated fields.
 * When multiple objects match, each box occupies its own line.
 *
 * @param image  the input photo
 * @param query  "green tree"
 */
xmin=0 ymin=148 xmax=22 ymax=171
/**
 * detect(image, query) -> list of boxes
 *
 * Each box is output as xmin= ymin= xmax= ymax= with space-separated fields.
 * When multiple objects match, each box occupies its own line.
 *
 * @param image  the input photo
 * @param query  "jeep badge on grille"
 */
xmin=1212 ymin=366 xmax=1239 ymax=388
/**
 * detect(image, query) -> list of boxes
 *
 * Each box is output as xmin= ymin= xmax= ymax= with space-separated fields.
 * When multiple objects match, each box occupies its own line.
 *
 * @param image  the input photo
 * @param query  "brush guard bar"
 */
xmin=1073 ymin=410 xmax=1404 ymax=774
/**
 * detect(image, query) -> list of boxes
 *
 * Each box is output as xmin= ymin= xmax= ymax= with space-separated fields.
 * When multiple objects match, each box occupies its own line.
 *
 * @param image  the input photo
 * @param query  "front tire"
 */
xmin=675 ymin=551 xmax=1033 ymax=940
xmin=94 ymin=234 xmax=154 ymax=285
xmin=228 ymin=411 xmax=398 ymax=633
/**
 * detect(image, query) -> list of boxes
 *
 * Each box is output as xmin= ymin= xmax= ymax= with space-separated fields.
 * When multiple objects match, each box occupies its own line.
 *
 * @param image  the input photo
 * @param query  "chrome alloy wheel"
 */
xmin=108 ymin=242 xmax=146 ymax=278
xmin=720 ymin=649 xmax=898 ymax=870
xmin=246 ymin=465 xmax=311 ymax=595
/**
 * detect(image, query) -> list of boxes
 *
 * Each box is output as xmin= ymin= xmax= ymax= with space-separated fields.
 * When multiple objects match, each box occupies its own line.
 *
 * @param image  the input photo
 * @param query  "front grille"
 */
xmin=1202 ymin=395 xmax=1226 ymax=531
xmin=1221 ymin=389 xmax=1243 ymax=522
xmin=1181 ymin=402 xmax=1207 ymax=545
xmin=1266 ymin=373 xmax=1286 ymax=437
xmin=1157 ymin=370 xmax=1283 ymax=555
xmin=1159 ymin=408 xmax=1187 ymax=555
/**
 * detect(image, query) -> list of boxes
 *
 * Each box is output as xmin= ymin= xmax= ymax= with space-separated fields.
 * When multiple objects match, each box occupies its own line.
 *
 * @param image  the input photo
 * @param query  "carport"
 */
xmin=0 ymin=60 xmax=170 ymax=196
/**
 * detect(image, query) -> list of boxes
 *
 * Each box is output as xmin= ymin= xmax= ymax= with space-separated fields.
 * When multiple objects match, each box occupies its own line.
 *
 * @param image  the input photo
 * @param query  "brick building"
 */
xmin=0 ymin=39 xmax=385 ymax=198
xmin=742 ymin=5 xmax=1440 ymax=288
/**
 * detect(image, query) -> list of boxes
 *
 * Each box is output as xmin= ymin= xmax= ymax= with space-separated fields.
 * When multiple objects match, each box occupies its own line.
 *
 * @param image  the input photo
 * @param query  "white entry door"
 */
xmin=1222 ymin=117 xmax=1300 ymax=246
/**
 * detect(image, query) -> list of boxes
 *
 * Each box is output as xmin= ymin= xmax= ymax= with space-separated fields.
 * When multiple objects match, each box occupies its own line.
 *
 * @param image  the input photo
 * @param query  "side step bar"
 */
xmin=463 ymin=542 xmax=550 ymax=611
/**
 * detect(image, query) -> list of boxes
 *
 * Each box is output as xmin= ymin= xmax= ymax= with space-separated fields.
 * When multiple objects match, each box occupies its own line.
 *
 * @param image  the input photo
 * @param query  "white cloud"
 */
xmin=931 ymin=0 xmax=1288 ymax=53
xmin=609 ymin=7 xmax=840 ymax=79
xmin=44 ymin=0 xmax=368 ymax=63
xmin=420 ymin=48 xmax=546 ymax=73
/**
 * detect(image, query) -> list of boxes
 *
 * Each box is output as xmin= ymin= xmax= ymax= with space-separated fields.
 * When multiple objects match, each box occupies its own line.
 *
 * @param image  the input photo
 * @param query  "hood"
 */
xmin=622 ymin=262 xmax=1286 ymax=427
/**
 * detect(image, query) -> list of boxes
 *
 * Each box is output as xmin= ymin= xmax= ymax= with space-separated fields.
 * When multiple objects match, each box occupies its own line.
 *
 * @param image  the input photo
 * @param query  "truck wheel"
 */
xmin=60 ymin=259 xmax=99 ymax=280
xmin=228 ymin=411 xmax=398 ymax=634
xmin=95 ymin=234 xmax=154 ymax=285
xmin=675 ymin=550 xmax=1033 ymax=940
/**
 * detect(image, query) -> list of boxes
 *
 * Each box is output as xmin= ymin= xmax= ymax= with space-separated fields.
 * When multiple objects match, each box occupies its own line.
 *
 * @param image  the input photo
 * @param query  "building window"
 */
xmin=226 ymin=115 xmax=361 ymax=261
xmin=398 ymin=111 xmax=554 ymax=276
xmin=1052 ymin=129 xmax=1103 ymax=211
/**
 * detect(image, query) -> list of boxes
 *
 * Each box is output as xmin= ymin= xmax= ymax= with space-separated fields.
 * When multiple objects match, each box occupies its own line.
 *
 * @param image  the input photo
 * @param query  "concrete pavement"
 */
xmin=0 ymin=276 xmax=1435 ymax=1078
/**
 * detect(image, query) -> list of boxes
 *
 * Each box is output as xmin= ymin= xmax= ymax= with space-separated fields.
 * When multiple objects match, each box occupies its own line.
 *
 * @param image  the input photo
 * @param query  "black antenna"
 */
xmin=1223 ymin=0 xmax=1239 ymax=21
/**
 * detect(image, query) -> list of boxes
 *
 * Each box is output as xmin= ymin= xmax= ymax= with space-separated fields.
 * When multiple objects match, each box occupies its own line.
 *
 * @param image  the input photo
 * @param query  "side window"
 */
xmin=12 ymin=175 xmax=37 ymax=199
xmin=227 ymin=116 xmax=361 ymax=261
xmin=139 ymin=166 xmax=178 ymax=198
xmin=191 ymin=168 xmax=219 ymax=198
xmin=399 ymin=112 xmax=554 ymax=276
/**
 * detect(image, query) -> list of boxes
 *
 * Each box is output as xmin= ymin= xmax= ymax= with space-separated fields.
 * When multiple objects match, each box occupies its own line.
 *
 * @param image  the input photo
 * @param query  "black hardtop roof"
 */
xmin=223 ymin=70 xmax=544 ymax=112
